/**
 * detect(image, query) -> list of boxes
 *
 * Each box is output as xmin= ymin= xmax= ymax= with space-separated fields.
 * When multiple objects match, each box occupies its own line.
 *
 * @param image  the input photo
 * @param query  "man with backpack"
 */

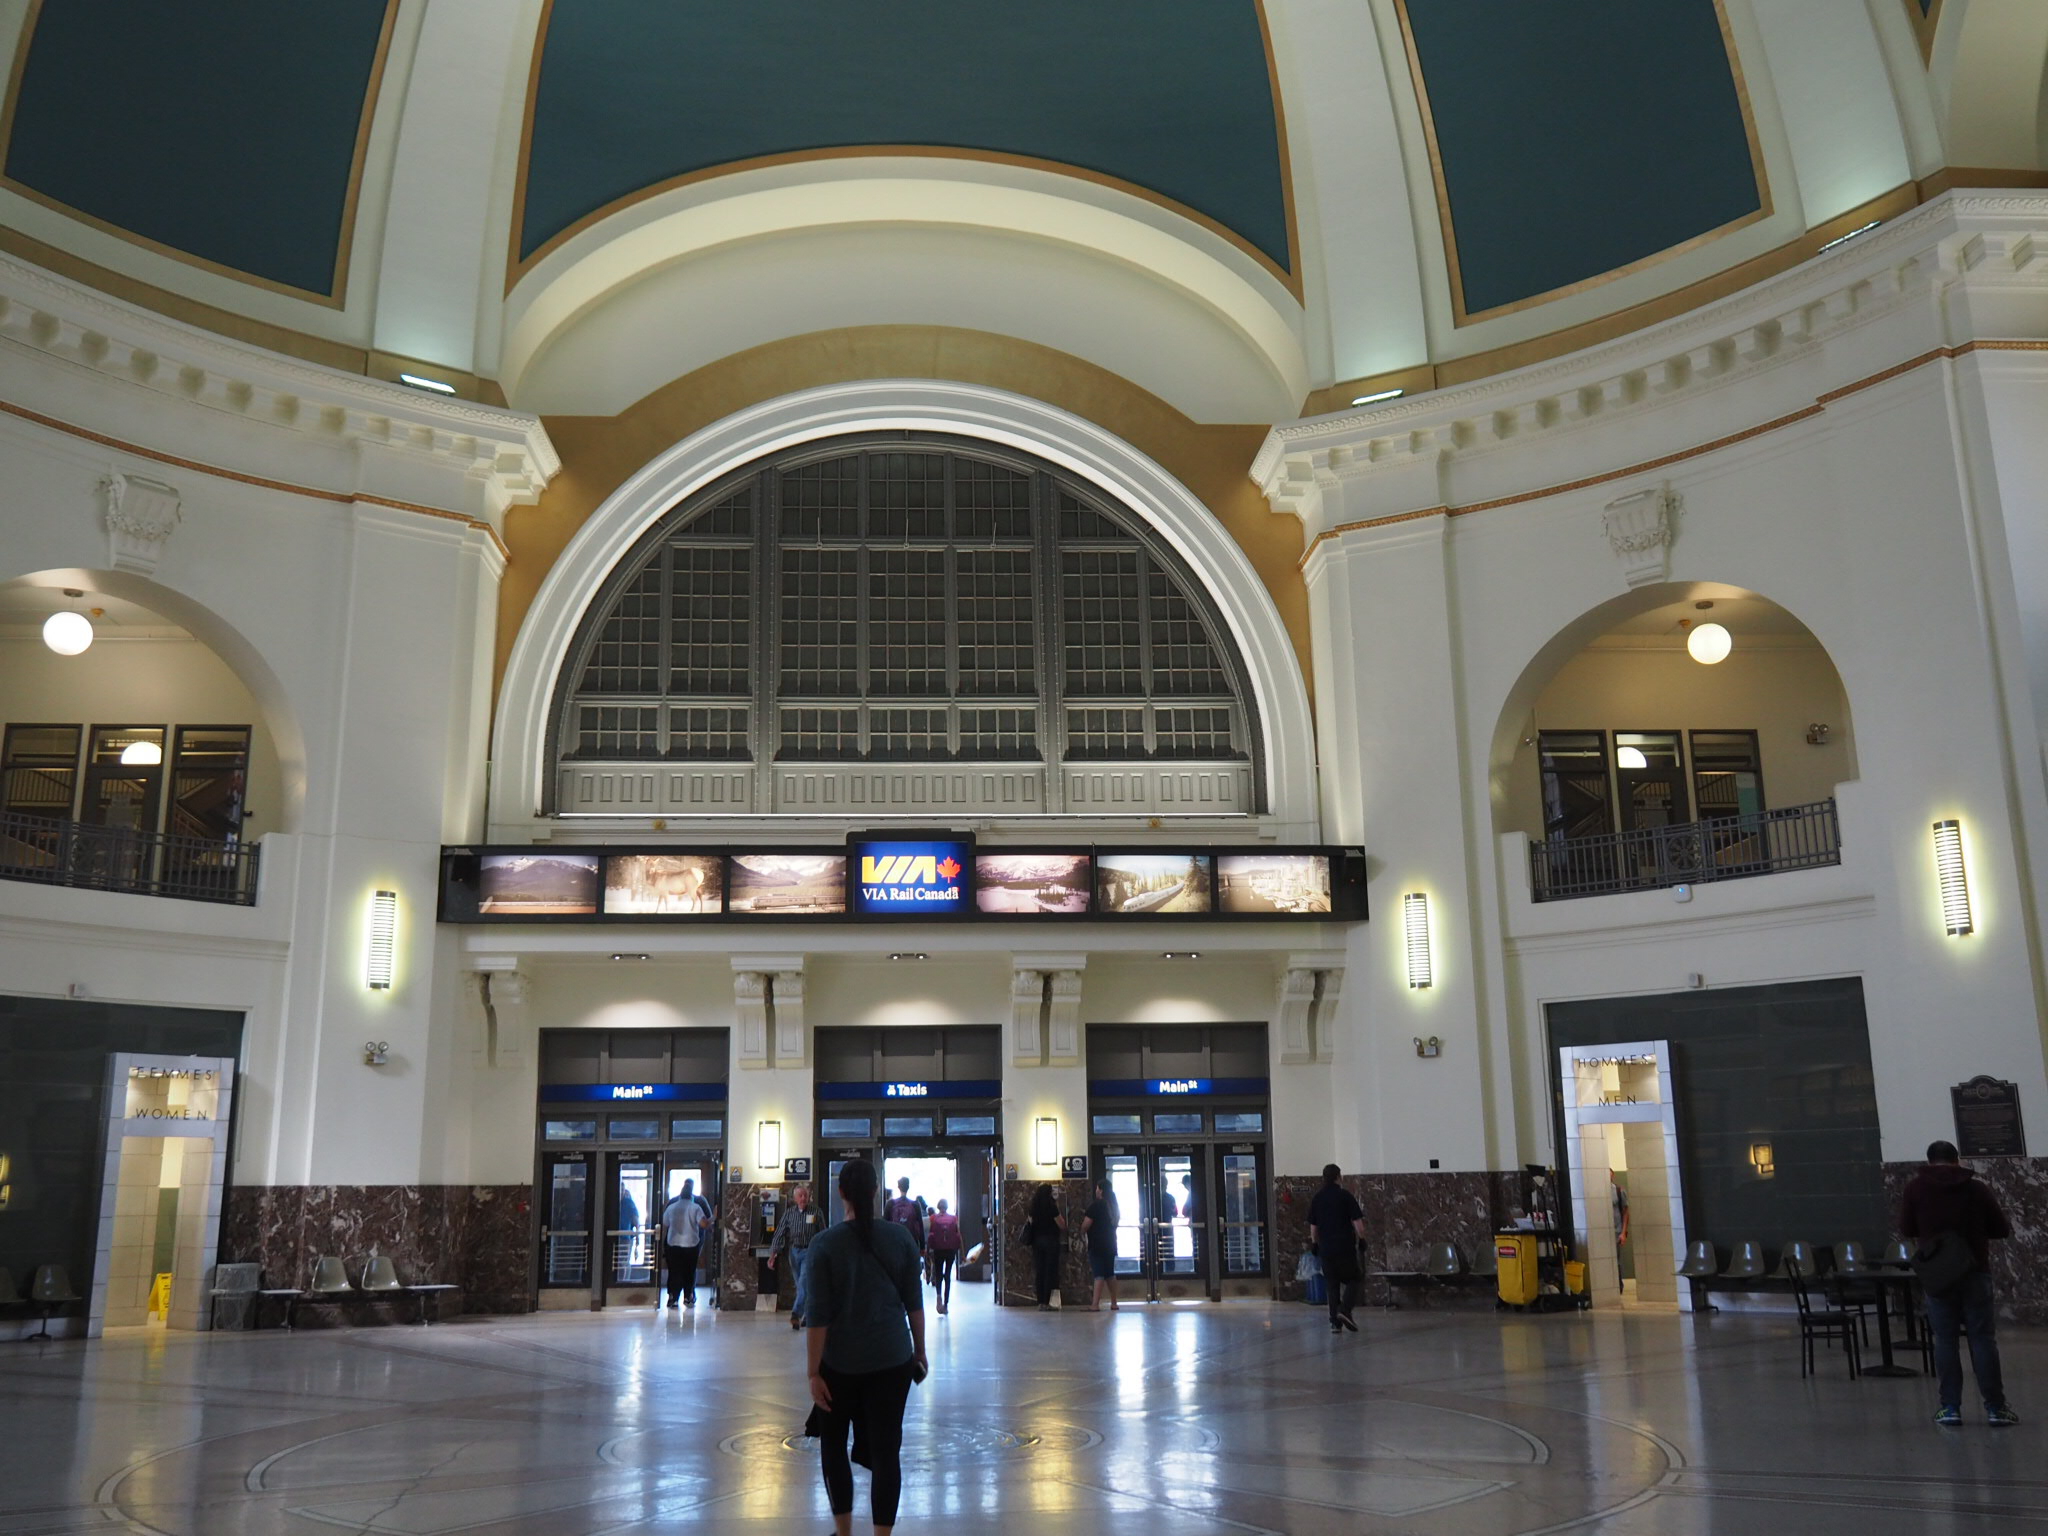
xmin=1899 ymin=1140 xmax=2019 ymax=1426
xmin=886 ymin=1176 xmax=926 ymax=1261
xmin=660 ymin=1178 xmax=715 ymax=1309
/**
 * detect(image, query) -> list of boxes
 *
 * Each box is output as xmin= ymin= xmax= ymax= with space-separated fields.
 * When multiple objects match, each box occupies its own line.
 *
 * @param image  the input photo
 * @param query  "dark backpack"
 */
xmin=1909 ymin=1229 xmax=1973 ymax=1297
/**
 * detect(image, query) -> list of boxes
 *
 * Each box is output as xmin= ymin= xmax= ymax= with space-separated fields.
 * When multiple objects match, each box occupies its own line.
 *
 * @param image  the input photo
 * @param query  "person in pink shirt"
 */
xmin=925 ymin=1199 xmax=963 ymax=1314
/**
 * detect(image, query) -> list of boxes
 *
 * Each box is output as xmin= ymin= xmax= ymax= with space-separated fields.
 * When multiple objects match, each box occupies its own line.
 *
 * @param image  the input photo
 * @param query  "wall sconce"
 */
xmin=1403 ymin=892 xmax=1432 ymax=989
xmin=1749 ymin=1141 xmax=1775 ymax=1178
xmin=1034 ymin=1117 xmax=1059 ymax=1167
xmin=757 ymin=1120 xmax=782 ymax=1171
xmin=365 ymin=890 xmax=398 ymax=990
xmin=1414 ymin=1036 xmax=1442 ymax=1058
xmin=1805 ymin=723 xmax=1831 ymax=746
xmin=362 ymin=1040 xmax=389 ymax=1066
xmin=1932 ymin=820 xmax=1973 ymax=936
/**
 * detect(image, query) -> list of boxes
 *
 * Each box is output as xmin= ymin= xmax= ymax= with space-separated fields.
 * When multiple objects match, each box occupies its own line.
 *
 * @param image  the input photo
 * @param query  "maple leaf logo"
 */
xmin=937 ymin=857 xmax=962 ymax=882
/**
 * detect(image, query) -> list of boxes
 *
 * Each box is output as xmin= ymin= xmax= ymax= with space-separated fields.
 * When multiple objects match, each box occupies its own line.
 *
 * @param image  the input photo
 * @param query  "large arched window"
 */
xmin=549 ymin=435 xmax=1263 ymax=818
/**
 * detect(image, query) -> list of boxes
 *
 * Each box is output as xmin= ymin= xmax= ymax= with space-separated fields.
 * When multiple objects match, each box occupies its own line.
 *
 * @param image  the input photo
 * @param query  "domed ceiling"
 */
xmin=0 ymin=0 xmax=2029 ymax=408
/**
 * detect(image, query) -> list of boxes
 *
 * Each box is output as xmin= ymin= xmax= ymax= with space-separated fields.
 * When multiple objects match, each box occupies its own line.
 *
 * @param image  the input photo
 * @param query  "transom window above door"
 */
xmin=549 ymin=436 xmax=1261 ymax=820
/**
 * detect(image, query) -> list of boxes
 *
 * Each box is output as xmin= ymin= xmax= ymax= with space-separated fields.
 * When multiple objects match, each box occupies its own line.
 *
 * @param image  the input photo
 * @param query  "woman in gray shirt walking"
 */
xmin=805 ymin=1157 xmax=927 ymax=1534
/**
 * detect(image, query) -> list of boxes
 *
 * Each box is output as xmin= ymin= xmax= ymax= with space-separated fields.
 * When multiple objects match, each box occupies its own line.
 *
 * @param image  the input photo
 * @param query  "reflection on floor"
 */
xmin=2 ymin=1280 xmax=2039 ymax=1534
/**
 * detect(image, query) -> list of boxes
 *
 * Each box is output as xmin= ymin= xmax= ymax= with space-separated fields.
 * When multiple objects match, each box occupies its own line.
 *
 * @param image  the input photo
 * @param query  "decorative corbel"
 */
xmin=472 ymin=956 xmax=528 ymax=1066
xmin=1312 ymin=966 xmax=1345 ymax=1064
xmin=103 ymin=471 xmax=182 ymax=575
xmin=733 ymin=971 xmax=770 ymax=1067
xmin=1276 ymin=967 xmax=1317 ymax=1064
xmin=1010 ymin=967 xmax=1045 ymax=1066
xmin=772 ymin=969 xmax=807 ymax=1066
xmin=1601 ymin=486 xmax=1677 ymax=588
xmin=1046 ymin=970 xmax=1085 ymax=1064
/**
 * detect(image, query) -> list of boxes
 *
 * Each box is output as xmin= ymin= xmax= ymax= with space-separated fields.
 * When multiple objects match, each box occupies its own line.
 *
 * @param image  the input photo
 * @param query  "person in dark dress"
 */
xmin=1082 ymin=1180 xmax=1120 ymax=1312
xmin=1308 ymin=1162 xmax=1365 ymax=1333
xmin=1027 ymin=1183 xmax=1066 ymax=1309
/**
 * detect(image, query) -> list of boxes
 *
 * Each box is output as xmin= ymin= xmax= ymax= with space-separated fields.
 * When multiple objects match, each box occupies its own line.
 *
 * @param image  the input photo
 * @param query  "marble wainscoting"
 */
xmin=716 ymin=1183 xmax=765 ymax=1311
xmin=1272 ymin=1172 xmax=1516 ymax=1308
xmin=220 ymin=1185 xmax=533 ymax=1321
xmin=1881 ymin=1156 xmax=2048 ymax=1324
xmin=999 ymin=1178 xmax=1091 ymax=1307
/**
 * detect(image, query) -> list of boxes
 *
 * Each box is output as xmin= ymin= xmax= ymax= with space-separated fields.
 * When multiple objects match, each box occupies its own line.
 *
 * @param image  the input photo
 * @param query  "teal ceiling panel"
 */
xmin=519 ymin=0 xmax=1291 ymax=275
xmin=2 ymin=0 xmax=392 ymax=299
xmin=1402 ymin=0 xmax=1765 ymax=319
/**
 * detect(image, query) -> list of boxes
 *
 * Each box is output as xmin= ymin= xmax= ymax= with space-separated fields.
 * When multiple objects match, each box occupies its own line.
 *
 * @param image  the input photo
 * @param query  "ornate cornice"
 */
xmin=1252 ymin=193 xmax=2048 ymax=527
xmin=0 ymin=252 xmax=558 ymax=519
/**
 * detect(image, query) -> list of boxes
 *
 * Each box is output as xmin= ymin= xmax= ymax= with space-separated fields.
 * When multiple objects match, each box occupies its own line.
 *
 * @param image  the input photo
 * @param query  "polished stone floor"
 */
xmin=1 ymin=1285 xmax=2040 ymax=1534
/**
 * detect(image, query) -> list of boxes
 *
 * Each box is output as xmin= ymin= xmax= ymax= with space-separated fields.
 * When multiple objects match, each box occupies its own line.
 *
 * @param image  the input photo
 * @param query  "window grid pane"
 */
xmin=866 ymin=452 xmax=948 ymax=540
xmin=1066 ymin=707 xmax=1146 ymax=759
xmin=1148 ymin=570 xmax=1228 ymax=695
xmin=557 ymin=444 xmax=1252 ymax=784
xmin=580 ymin=566 xmax=663 ymax=694
xmin=575 ymin=705 xmax=659 ymax=759
xmin=956 ymin=549 xmax=1035 ymax=695
xmin=778 ymin=707 xmax=860 ymax=760
xmin=869 ymin=707 xmax=949 ymax=760
xmin=668 ymin=706 xmax=749 ymax=760
xmin=780 ymin=549 xmax=862 ymax=694
xmin=955 ymin=459 xmax=1032 ymax=539
xmin=1061 ymin=550 xmax=1145 ymax=696
xmin=781 ymin=457 xmax=861 ymax=539
xmin=867 ymin=548 xmax=949 ymax=696
xmin=668 ymin=546 xmax=751 ymax=695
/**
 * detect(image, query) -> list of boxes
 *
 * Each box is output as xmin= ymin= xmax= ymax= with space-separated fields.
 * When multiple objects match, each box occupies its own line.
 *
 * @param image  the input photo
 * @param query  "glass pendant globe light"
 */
xmin=1686 ymin=621 xmax=1732 ymax=665
xmin=42 ymin=590 xmax=93 ymax=656
xmin=119 ymin=740 xmax=162 ymax=766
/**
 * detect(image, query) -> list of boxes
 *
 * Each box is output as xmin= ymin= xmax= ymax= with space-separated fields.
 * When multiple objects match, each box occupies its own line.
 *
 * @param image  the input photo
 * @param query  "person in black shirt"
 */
xmin=1308 ymin=1163 xmax=1365 ymax=1333
xmin=1026 ymin=1183 xmax=1066 ymax=1309
xmin=1082 ymin=1180 xmax=1121 ymax=1312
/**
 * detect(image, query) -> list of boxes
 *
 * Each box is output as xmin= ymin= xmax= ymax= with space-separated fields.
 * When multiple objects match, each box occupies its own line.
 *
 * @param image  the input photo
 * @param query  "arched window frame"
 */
xmin=545 ymin=433 xmax=1265 ymax=818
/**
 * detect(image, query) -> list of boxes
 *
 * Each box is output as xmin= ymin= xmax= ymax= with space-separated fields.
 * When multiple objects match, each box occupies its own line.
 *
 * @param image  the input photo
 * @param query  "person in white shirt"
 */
xmin=661 ymin=1179 xmax=714 ymax=1308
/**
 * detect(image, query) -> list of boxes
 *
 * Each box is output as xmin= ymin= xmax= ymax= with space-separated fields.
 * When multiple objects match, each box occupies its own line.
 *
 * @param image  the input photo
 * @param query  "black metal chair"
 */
xmin=1788 ymin=1259 xmax=1861 ymax=1379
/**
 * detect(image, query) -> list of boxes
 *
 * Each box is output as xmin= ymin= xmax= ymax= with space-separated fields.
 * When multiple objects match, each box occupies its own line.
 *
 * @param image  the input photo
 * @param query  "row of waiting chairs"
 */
xmin=1371 ymin=1240 xmax=1494 ymax=1307
xmin=1678 ymin=1237 xmax=1914 ymax=1286
xmin=3 ymin=1265 xmax=81 ymax=1341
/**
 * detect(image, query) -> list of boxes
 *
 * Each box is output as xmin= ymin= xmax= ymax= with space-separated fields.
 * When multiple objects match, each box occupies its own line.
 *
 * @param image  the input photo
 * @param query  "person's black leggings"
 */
xmin=931 ymin=1249 xmax=957 ymax=1308
xmin=818 ymin=1359 xmax=915 ymax=1525
xmin=1032 ymin=1236 xmax=1062 ymax=1305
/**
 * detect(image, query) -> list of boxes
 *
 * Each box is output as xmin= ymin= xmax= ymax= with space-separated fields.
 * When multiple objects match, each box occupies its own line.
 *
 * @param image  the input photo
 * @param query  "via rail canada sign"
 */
xmin=856 ymin=843 xmax=968 ymax=911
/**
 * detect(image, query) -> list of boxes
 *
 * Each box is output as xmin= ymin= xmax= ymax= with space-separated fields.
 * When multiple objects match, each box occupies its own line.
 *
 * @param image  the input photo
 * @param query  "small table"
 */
xmin=1836 ymin=1267 xmax=1920 ymax=1378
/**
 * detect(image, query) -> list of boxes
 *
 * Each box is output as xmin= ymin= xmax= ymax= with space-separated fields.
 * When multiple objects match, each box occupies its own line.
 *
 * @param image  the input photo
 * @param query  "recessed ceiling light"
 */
xmin=609 ymin=953 xmax=649 ymax=962
xmin=1161 ymin=951 xmax=1202 ymax=960
xmin=889 ymin=952 xmax=929 ymax=961
xmin=1817 ymin=220 xmax=1880 ymax=255
xmin=1350 ymin=388 xmax=1404 ymax=406
xmin=399 ymin=373 xmax=457 ymax=395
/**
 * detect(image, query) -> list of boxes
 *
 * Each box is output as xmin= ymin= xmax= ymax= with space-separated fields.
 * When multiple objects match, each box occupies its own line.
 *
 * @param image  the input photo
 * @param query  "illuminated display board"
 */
xmin=438 ymin=843 xmax=1365 ymax=924
xmin=847 ymin=834 xmax=973 ymax=916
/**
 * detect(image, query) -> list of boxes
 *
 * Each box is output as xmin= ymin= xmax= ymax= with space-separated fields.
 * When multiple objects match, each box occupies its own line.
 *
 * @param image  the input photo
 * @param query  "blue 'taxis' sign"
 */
xmin=814 ymin=1079 xmax=1004 ymax=1101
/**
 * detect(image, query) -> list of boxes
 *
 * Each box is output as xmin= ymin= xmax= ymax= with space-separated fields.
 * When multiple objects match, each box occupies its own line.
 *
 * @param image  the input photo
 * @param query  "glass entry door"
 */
xmin=1215 ymin=1146 xmax=1269 ymax=1283
xmin=539 ymin=1152 xmax=592 ymax=1290
xmin=1096 ymin=1145 xmax=1208 ymax=1300
xmin=602 ymin=1154 xmax=660 ymax=1304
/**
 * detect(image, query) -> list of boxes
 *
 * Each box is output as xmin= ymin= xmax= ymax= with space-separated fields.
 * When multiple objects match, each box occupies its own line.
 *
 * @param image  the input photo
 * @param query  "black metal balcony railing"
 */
xmin=1530 ymin=798 xmax=1840 ymax=903
xmin=0 ymin=810 xmax=260 ymax=905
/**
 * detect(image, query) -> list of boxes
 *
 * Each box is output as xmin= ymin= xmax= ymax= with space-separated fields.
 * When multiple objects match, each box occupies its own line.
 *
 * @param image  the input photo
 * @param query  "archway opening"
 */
xmin=0 ymin=575 xmax=301 ymax=848
xmin=1491 ymin=583 xmax=1856 ymax=854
